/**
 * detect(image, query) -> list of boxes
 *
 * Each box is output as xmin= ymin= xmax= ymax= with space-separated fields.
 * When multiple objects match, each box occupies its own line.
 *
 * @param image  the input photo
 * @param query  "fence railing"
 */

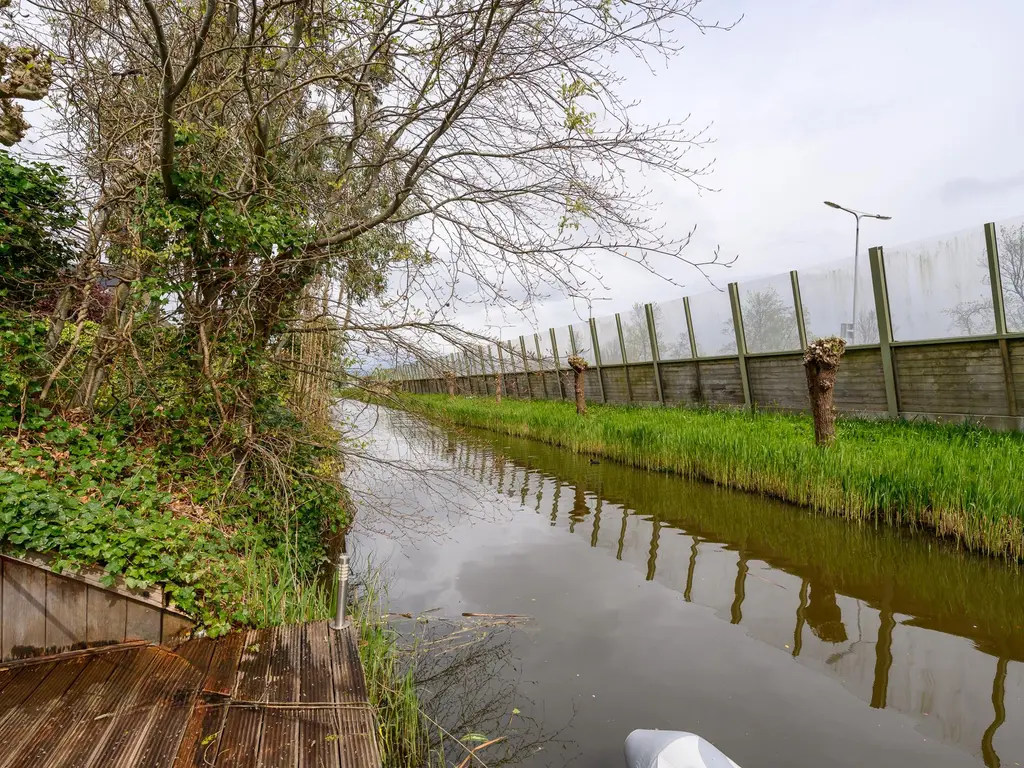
xmin=392 ymin=216 xmax=1024 ymax=430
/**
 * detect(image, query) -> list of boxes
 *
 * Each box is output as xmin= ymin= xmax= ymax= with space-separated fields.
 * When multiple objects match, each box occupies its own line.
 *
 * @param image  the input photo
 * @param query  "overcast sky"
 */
xmin=462 ymin=0 xmax=1024 ymax=341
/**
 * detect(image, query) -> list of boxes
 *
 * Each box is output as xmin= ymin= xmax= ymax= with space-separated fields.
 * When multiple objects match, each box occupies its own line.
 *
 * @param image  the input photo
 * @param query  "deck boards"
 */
xmin=0 ymin=622 xmax=379 ymax=768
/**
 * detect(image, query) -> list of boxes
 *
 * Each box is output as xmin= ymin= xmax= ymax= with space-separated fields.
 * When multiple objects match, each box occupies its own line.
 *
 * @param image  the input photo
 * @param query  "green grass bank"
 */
xmin=386 ymin=394 xmax=1024 ymax=560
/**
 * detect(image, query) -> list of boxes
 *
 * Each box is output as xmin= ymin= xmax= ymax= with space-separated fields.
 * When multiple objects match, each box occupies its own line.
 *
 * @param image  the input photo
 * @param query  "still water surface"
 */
xmin=346 ymin=403 xmax=1024 ymax=767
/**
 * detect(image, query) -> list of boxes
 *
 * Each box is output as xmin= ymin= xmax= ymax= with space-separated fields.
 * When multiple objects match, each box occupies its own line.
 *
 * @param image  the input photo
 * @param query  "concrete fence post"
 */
xmin=645 ymin=303 xmax=665 ymax=405
xmin=551 ymin=328 xmax=566 ymax=400
xmin=791 ymin=270 xmax=808 ymax=351
xmin=985 ymin=222 xmax=1019 ymax=418
xmin=868 ymin=246 xmax=900 ymax=419
xmin=683 ymin=297 xmax=704 ymax=405
xmin=589 ymin=318 xmax=607 ymax=403
xmin=728 ymin=283 xmax=752 ymax=411
xmin=615 ymin=312 xmax=633 ymax=403
xmin=534 ymin=333 xmax=550 ymax=399
xmin=519 ymin=335 xmax=533 ymax=399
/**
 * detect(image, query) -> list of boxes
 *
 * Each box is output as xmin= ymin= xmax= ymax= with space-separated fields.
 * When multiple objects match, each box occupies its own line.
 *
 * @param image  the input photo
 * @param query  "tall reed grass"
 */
xmin=394 ymin=395 xmax=1024 ymax=559
xmin=354 ymin=573 xmax=437 ymax=768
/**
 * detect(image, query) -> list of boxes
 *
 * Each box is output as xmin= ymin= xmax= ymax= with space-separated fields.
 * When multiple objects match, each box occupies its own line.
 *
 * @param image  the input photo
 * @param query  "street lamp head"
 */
xmin=874 ymin=214 xmax=892 ymax=220
xmin=824 ymin=200 xmax=842 ymax=209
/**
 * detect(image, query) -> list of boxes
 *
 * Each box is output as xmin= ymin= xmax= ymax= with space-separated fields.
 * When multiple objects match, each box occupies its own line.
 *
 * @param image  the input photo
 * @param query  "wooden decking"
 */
xmin=0 ymin=621 xmax=380 ymax=767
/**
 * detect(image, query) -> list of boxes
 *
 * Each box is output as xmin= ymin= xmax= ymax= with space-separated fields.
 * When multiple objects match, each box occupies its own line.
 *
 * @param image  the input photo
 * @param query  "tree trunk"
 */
xmin=803 ymin=337 xmax=846 ymax=446
xmin=494 ymin=371 xmax=502 ymax=404
xmin=567 ymin=355 xmax=588 ymax=415
xmin=444 ymin=371 xmax=456 ymax=397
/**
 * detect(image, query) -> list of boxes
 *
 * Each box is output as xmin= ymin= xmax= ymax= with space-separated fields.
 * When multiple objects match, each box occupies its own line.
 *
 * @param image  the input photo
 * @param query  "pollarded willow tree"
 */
xmin=12 ymin=0 xmax=732 ymax=465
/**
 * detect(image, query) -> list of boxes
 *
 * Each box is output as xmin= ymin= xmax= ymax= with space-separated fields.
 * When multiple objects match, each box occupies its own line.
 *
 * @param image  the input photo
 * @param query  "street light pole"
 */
xmin=824 ymin=201 xmax=891 ymax=344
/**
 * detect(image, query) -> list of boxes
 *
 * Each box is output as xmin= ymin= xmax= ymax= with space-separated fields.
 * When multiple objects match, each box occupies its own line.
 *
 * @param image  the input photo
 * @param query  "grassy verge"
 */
xmin=384 ymin=394 xmax=1024 ymax=559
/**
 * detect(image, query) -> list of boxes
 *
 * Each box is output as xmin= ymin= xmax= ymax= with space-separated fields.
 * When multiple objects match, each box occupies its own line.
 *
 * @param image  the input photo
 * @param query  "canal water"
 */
xmin=345 ymin=403 xmax=1024 ymax=768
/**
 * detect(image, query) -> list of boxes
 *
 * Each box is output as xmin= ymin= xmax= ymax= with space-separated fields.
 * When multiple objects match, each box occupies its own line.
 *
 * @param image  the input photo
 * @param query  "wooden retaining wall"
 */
xmin=0 ymin=552 xmax=194 ymax=661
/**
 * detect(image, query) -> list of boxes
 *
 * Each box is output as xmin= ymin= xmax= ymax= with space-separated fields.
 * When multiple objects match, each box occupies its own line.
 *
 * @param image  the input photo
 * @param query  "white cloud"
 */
xmin=463 ymin=0 xmax=1024 ymax=339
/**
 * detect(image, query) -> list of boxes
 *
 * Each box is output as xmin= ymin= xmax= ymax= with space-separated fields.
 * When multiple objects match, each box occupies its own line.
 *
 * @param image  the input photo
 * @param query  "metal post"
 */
xmin=851 ymin=214 xmax=861 ymax=344
xmin=728 ymin=283 xmax=752 ymax=410
xmin=589 ymin=318 xmax=606 ymax=403
xmin=330 ymin=552 xmax=350 ymax=630
xmin=985 ymin=222 xmax=1018 ymax=417
xmin=534 ymin=333 xmax=549 ymax=399
xmin=645 ymin=303 xmax=664 ymax=405
xmin=791 ymin=270 xmax=808 ymax=351
xmin=683 ymin=297 xmax=703 ymax=405
xmin=868 ymin=246 xmax=900 ymax=419
xmin=615 ymin=313 xmax=633 ymax=403
xmin=551 ymin=328 xmax=566 ymax=400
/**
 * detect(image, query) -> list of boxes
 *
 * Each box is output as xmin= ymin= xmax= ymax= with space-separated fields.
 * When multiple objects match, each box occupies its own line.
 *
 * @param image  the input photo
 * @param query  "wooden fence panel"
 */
xmin=660 ymin=361 xmax=701 ymax=406
xmin=2 ymin=558 xmax=46 ymax=660
xmin=601 ymin=367 xmax=630 ymax=403
xmin=0 ymin=554 xmax=193 ymax=661
xmin=1011 ymin=339 xmax=1024 ymax=408
xmin=895 ymin=342 xmax=1010 ymax=416
xmin=627 ymin=364 xmax=659 ymax=403
xmin=834 ymin=348 xmax=888 ymax=414
xmin=542 ymin=372 xmax=562 ymax=399
xmin=748 ymin=355 xmax=808 ymax=412
xmin=45 ymin=572 xmax=88 ymax=655
xmin=584 ymin=369 xmax=602 ymax=403
xmin=700 ymin=360 xmax=745 ymax=407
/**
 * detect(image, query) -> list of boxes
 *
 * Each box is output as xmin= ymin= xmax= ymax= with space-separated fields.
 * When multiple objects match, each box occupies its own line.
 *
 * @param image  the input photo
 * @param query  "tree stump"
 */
xmin=443 ymin=370 xmax=456 ymax=397
xmin=567 ymin=354 xmax=588 ymax=415
xmin=803 ymin=336 xmax=846 ymax=445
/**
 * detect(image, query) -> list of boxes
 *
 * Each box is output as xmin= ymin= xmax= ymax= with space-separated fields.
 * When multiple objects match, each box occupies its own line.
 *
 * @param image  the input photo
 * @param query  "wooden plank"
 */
xmin=0 ymin=662 xmax=55 ymax=721
xmin=125 ymin=601 xmax=162 ymax=644
xmin=2 ymin=559 xmax=47 ymax=661
xmin=129 ymin=653 xmax=206 ymax=768
xmin=214 ymin=629 xmax=278 ymax=766
xmin=45 ymin=573 xmax=88 ymax=655
xmin=300 ymin=622 xmax=341 ymax=768
xmin=259 ymin=625 xmax=301 ymax=767
xmin=0 ymin=655 xmax=90 ymax=762
xmin=86 ymin=586 xmax=127 ymax=647
xmin=2 ymin=650 xmax=130 ymax=767
xmin=203 ymin=632 xmax=245 ymax=696
xmin=82 ymin=648 xmax=195 ymax=766
xmin=328 ymin=625 xmax=379 ymax=768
